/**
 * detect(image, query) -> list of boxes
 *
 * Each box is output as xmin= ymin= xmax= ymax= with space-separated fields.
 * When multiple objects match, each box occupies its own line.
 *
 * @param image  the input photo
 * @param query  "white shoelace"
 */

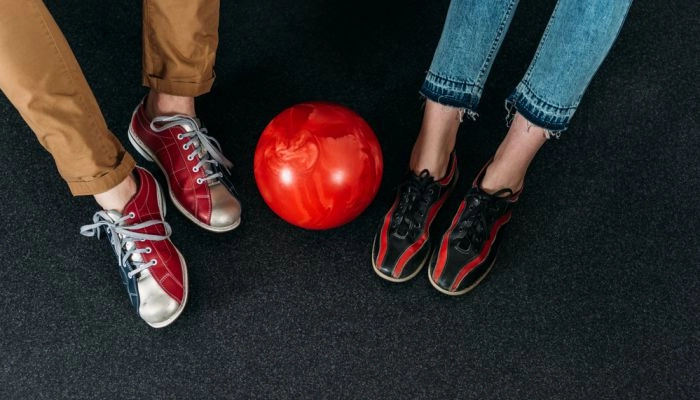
xmin=80 ymin=211 xmax=172 ymax=279
xmin=150 ymin=116 xmax=233 ymax=185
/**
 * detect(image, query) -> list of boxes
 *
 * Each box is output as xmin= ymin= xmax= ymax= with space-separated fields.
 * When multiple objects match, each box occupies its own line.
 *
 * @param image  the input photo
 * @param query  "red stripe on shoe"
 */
xmin=449 ymin=211 xmax=512 ymax=292
xmin=432 ymin=200 xmax=466 ymax=282
xmin=375 ymin=197 xmax=400 ymax=267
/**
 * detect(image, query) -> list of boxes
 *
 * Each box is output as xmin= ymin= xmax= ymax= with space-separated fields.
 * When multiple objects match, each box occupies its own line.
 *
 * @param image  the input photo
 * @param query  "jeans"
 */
xmin=0 ymin=0 xmax=219 ymax=195
xmin=420 ymin=0 xmax=632 ymax=136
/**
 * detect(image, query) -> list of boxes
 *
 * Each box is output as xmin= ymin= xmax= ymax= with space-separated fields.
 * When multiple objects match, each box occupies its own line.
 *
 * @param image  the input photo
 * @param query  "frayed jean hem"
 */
xmin=505 ymin=82 xmax=577 ymax=139
xmin=420 ymin=71 xmax=480 ymax=122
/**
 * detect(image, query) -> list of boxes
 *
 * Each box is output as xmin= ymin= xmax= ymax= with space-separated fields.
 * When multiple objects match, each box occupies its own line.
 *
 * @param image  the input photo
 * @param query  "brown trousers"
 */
xmin=0 ymin=0 xmax=220 ymax=195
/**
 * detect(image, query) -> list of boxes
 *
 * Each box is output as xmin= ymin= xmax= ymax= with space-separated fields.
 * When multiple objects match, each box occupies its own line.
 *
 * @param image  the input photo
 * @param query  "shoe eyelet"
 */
xmin=151 ymin=260 xmax=158 ymax=266
xmin=177 ymin=134 xmax=184 ymax=140
xmin=182 ymin=144 xmax=190 ymax=150
xmin=192 ymin=167 xmax=199 ymax=173
xmin=128 ymin=212 xmax=135 ymax=219
xmin=187 ymin=154 xmax=195 ymax=161
xmin=146 ymin=247 xmax=152 ymax=254
xmin=196 ymin=178 xmax=204 ymax=185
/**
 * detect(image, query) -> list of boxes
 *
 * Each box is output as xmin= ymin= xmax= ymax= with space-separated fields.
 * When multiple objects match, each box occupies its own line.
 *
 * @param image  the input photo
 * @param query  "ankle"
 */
xmin=93 ymin=174 xmax=138 ymax=213
xmin=409 ymin=149 xmax=452 ymax=180
xmin=409 ymin=101 xmax=461 ymax=179
xmin=145 ymin=89 xmax=195 ymax=120
xmin=480 ymin=159 xmax=524 ymax=195
xmin=479 ymin=112 xmax=547 ymax=194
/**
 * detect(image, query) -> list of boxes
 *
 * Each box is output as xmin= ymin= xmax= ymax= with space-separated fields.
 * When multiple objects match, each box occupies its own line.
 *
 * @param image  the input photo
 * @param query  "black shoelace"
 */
xmin=455 ymin=187 xmax=512 ymax=251
xmin=391 ymin=170 xmax=438 ymax=239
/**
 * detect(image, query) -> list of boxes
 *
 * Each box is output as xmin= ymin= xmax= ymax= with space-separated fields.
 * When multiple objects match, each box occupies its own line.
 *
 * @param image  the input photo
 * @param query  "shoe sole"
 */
xmin=143 ymin=175 xmax=189 ymax=328
xmin=128 ymin=128 xmax=241 ymax=233
xmin=371 ymin=233 xmax=430 ymax=283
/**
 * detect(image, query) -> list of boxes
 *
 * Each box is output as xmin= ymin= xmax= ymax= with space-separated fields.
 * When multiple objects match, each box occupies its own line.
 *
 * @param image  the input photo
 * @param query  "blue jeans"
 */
xmin=420 ymin=0 xmax=632 ymax=137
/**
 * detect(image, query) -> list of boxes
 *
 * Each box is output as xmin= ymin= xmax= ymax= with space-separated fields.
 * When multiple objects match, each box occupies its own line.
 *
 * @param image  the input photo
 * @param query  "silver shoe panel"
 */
xmin=103 ymin=210 xmax=182 ymax=327
xmin=137 ymin=269 xmax=181 ymax=326
xmin=208 ymin=182 xmax=242 ymax=228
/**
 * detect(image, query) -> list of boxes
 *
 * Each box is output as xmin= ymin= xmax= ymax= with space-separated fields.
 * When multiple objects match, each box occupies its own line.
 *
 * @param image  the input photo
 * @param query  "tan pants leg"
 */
xmin=0 ymin=0 xmax=135 ymax=196
xmin=142 ymin=0 xmax=221 ymax=97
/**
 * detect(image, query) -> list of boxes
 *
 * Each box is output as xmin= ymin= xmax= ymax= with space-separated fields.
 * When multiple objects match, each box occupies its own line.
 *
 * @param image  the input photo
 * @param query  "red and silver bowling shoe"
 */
xmin=80 ymin=167 xmax=188 ymax=328
xmin=127 ymin=100 xmax=242 ymax=232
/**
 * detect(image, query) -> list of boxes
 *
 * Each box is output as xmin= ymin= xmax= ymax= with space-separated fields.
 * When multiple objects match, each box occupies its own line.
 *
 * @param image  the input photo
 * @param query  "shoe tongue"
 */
xmin=174 ymin=116 xmax=215 ymax=174
xmin=179 ymin=116 xmax=201 ymax=132
xmin=103 ymin=210 xmax=123 ymax=223
xmin=415 ymin=169 xmax=435 ymax=184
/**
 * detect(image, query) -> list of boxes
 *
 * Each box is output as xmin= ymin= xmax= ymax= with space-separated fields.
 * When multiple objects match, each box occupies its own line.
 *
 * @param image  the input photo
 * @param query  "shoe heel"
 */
xmin=127 ymin=128 xmax=154 ymax=162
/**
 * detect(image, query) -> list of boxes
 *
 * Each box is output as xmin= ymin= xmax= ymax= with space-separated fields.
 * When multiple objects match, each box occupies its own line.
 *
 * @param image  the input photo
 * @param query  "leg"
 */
xmin=142 ymin=0 xmax=220 ymax=117
xmin=429 ymin=0 xmax=634 ymax=295
xmin=480 ymin=112 xmax=546 ymax=193
xmin=482 ymin=0 xmax=633 ymax=193
xmin=0 ymin=1 xmax=187 ymax=326
xmin=129 ymin=0 xmax=241 ymax=232
xmin=416 ymin=0 xmax=521 ymax=179
xmin=409 ymin=100 xmax=462 ymax=180
xmin=0 ymin=0 xmax=135 ymax=197
xmin=372 ymin=0 xmax=521 ymax=282
xmin=93 ymin=177 xmax=138 ymax=212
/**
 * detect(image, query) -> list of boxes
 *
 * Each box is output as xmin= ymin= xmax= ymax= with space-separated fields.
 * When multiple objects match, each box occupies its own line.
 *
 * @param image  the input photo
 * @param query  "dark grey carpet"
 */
xmin=0 ymin=1 xmax=697 ymax=399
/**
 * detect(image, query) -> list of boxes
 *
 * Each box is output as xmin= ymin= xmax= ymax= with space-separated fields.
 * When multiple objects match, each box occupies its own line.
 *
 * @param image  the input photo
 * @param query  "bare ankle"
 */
xmin=410 ymin=149 xmax=452 ymax=179
xmin=410 ymin=100 xmax=461 ymax=179
xmin=93 ymin=174 xmax=137 ymax=213
xmin=480 ymin=161 xmax=524 ymax=195
xmin=479 ymin=112 xmax=548 ymax=194
xmin=145 ymin=89 xmax=195 ymax=120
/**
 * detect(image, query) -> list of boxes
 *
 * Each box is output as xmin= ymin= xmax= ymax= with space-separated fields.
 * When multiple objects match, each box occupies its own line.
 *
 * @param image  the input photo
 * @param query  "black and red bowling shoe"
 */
xmin=372 ymin=153 xmax=458 ymax=282
xmin=428 ymin=163 xmax=520 ymax=295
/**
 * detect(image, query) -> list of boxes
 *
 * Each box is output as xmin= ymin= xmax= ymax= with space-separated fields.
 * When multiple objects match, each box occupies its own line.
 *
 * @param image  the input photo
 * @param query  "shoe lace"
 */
xmin=80 ymin=211 xmax=172 ymax=279
xmin=151 ymin=116 xmax=234 ymax=185
xmin=455 ymin=188 xmax=512 ymax=251
xmin=391 ymin=170 xmax=437 ymax=238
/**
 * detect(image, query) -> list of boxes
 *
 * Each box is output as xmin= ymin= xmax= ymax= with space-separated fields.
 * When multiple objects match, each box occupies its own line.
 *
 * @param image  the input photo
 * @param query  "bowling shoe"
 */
xmin=372 ymin=152 xmax=458 ymax=282
xmin=428 ymin=162 xmax=520 ymax=295
xmin=80 ymin=167 xmax=188 ymax=328
xmin=127 ymin=100 xmax=241 ymax=232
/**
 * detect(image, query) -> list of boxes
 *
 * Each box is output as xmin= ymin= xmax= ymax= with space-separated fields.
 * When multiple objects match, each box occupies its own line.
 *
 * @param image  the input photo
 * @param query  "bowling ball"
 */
xmin=254 ymin=102 xmax=383 ymax=230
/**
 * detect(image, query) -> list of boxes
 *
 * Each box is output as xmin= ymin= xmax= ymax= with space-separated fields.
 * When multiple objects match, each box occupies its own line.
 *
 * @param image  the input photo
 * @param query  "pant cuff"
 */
xmin=419 ymin=71 xmax=481 ymax=119
xmin=142 ymin=73 xmax=215 ymax=97
xmin=506 ymin=82 xmax=575 ymax=137
xmin=66 ymin=152 xmax=137 ymax=196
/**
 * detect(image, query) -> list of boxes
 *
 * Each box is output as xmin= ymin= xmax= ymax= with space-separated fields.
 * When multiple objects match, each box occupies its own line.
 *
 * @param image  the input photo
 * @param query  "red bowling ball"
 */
xmin=254 ymin=102 xmax=383 ymax=230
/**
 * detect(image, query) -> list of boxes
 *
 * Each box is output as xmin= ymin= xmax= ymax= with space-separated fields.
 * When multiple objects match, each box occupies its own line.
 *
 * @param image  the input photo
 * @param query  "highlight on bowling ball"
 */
xmin=254 ymin=102 xmax=383 ymax=230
